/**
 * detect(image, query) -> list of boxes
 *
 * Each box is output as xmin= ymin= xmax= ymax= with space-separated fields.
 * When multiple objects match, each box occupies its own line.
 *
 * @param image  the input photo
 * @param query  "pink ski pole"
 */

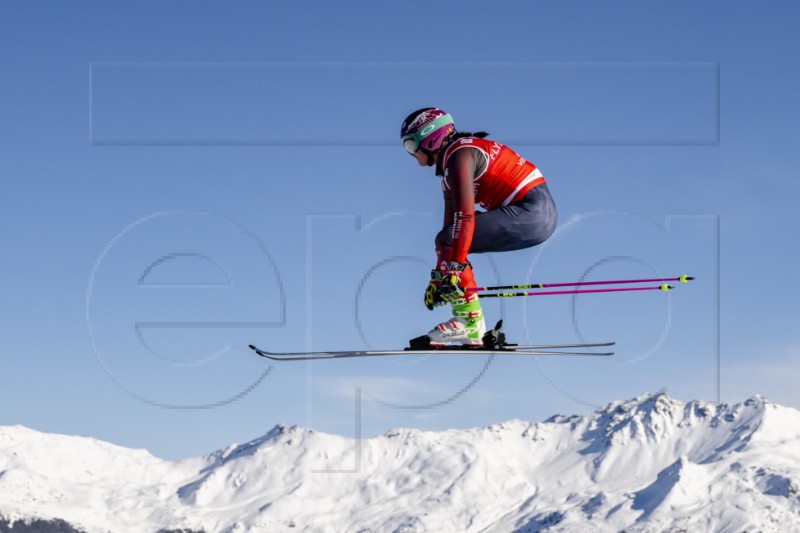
xmin=475 ymin=284 xmax=677 ymax=299
xmin=468 ymin=275 xmax=693 ymax=294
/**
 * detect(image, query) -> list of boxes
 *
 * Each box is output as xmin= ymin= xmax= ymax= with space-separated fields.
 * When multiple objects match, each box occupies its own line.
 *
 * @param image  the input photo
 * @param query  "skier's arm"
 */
xmin=443 ymin=149 xmax=476 ymax=263
xmin=442 ymin=189 xmax=454 ymax=229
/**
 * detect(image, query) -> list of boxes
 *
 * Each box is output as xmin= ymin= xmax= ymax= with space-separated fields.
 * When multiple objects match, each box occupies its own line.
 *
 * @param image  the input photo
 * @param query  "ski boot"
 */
xmin=426 ymin=296 xmax=486 ymax=347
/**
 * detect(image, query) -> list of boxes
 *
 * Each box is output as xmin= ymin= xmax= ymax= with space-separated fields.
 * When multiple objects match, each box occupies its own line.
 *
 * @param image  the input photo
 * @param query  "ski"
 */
xmin=249 ymin=344 xmax=614 ymax=361
xmin=249 ymin=321 xmax=613 ymax=361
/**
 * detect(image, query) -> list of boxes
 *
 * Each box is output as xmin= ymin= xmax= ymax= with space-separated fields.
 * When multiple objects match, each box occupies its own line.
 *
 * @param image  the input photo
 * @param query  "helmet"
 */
xmin=400 ymin=107 xmax=455 ymax=155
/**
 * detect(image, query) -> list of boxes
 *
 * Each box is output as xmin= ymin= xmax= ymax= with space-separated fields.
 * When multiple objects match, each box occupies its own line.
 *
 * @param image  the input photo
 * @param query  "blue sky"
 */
xmin=2 ymin=1 xmax=799 ymax=460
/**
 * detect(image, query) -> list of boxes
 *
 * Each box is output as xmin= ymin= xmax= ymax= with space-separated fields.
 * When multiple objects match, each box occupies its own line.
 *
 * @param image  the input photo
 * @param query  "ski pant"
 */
xmin=436 ymin=183 xmax=557 ymax=256
xmin=435 ymin=184 xmax=557 ymax=293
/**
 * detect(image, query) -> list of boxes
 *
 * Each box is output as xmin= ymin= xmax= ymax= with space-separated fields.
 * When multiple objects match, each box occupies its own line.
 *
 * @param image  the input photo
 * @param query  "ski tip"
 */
xmin=248 ymin=344 xmax=257 ymax=351
xmin=679 ymin=275 xmax=695 ymax=282
xmin=660 ymin=284 xmax=674 ymax=291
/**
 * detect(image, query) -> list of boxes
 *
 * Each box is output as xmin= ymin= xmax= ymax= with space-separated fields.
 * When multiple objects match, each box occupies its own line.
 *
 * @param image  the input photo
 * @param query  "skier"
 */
xmin=401 ymin=107 xmax=558 ymax=346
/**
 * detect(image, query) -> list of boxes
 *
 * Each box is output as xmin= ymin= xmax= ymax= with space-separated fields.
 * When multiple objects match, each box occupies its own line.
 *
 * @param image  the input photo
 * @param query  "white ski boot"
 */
xmin=427 ymin=297 xmax=486 ymax=346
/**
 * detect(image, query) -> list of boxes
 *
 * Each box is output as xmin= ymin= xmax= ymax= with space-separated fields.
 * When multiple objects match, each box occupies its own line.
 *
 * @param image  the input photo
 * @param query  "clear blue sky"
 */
xmin=2 ymin=1 xmax=799 ymax=460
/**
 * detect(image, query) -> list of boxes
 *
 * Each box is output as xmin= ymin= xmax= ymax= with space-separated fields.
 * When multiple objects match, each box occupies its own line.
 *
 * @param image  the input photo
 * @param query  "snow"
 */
xmin=1 ymin=393 xmax=800 ymax=532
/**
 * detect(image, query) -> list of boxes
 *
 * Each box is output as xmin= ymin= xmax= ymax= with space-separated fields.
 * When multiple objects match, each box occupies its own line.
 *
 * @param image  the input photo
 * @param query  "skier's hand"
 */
xmin=424 ymin=270 xmax=447 ymax=310
xmin=439 ymin=262 xmax=467 ymax=302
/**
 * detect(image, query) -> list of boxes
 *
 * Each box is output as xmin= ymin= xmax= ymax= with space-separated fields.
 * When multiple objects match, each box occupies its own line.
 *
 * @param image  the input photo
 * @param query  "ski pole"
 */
xmin=467 ymin=275 xmax=693 ymax=293
xmin=477 ymin=284 xmax=674 ymax=299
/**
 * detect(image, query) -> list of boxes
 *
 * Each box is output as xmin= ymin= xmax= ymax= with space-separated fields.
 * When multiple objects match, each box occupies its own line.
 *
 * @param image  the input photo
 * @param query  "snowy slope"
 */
xmin=2 ymin=393 xmax=799 ymax=533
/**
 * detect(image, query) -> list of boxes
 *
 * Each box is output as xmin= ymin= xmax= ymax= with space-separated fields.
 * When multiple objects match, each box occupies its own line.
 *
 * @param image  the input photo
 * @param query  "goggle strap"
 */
xmin=416 ymin=114 xmax=453 ymax=140
xmin=402 ymin=113 xmax=454 ymax=149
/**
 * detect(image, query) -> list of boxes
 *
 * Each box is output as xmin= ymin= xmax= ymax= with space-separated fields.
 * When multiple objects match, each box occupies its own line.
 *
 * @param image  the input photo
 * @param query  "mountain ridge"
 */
xmin=1 ymin=393 xmax=799 ymax=532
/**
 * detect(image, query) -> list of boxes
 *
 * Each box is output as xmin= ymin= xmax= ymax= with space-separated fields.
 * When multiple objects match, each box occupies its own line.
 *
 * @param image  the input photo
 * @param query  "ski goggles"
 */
xmin=401 ymin=114 xmax=453 ymax=155
xmin=402 ymin=135 xmax=422 ymax=155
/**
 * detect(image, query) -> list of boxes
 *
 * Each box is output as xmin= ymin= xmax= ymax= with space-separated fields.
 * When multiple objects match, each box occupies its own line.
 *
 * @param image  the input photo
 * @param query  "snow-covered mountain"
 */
xmin=2 ymin=393 xmax=799 ymax=533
